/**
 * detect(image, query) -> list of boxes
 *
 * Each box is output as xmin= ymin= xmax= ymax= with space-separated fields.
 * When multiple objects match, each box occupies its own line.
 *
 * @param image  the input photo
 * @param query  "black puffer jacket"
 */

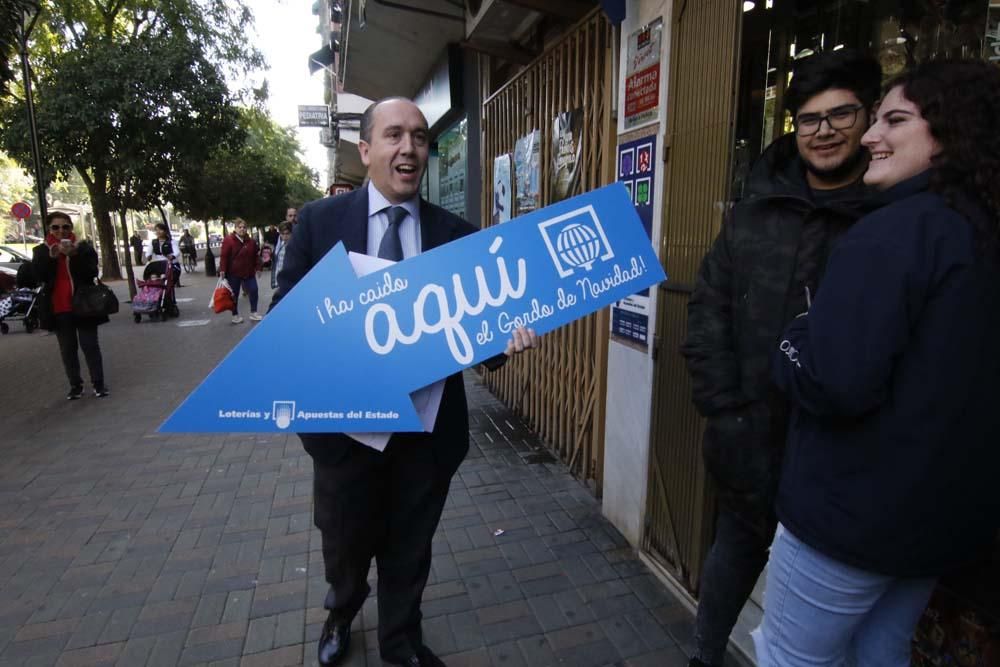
xmin=681 ymin=135 xmax=873 ymax=518
xmin=31 ymin=240 xmax=108 ymax=330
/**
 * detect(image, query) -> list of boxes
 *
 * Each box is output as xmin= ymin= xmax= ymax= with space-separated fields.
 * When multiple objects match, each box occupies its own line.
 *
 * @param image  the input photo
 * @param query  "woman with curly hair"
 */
xmin=754 ymin=60 xmax=1000 ymax=665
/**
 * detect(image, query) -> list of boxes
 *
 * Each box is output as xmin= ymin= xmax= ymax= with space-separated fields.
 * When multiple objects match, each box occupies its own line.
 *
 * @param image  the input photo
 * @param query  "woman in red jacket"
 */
xmin=218 ymin=218 xmax=261 ymax=324
xmin=31 ymin=212 xmax=109 ymax=399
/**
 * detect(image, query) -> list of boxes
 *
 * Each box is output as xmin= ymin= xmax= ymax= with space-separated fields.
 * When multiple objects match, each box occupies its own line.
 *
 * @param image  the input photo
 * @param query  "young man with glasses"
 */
xmin=680 ymin=49 xmax=881 ymax=667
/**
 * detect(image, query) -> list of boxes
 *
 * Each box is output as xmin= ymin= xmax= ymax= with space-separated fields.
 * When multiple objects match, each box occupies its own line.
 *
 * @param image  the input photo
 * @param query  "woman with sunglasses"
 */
xmin=754 ymin=59 xmax=1000 ymax=665
xmin=31 ymin=212 xmax=109 ymax=399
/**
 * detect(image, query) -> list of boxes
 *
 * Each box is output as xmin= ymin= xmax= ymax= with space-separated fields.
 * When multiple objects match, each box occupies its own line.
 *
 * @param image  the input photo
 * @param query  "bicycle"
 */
xmin=181 ymin=248 xmax=197 ymax=273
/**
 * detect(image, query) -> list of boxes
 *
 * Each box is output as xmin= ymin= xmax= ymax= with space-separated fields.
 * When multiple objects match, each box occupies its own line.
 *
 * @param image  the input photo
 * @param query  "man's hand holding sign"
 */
xmin=159 ymin=98 xmax=665 ymax=667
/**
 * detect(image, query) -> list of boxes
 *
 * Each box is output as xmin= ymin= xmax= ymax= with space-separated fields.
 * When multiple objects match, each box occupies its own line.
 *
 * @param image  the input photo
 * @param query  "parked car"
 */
xmin=0 ymin=245 xmax=31 ymax=272
xmin=3 ymin=233 xmax=42 ymax=244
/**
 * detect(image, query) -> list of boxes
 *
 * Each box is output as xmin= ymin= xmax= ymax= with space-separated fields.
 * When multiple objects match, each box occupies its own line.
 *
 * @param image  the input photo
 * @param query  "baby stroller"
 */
xmin=0 ymin=286 xmax=42 ymax=334
xmin=133 ymin=260 xmax=180 ymax=322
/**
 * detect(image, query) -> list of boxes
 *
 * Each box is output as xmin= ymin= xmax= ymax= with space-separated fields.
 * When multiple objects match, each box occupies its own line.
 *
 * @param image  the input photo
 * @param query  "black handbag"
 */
xmin=72 ymin=279 xmax=120 ymax=317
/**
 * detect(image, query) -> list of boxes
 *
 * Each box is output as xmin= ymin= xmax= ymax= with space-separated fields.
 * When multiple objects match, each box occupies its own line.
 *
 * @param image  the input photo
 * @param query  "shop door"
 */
xmin=643 ymin=0 xmax=742 ymax=594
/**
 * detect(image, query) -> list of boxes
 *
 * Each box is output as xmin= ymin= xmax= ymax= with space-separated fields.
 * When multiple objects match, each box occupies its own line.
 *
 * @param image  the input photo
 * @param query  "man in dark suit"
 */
xmin=273 ymin=97 xmax=535 ymax=667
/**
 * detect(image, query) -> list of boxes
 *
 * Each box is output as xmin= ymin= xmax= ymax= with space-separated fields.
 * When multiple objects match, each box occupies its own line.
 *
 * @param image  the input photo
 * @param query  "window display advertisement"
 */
xmin=611 ymin=132 xmax=657 ymax=349
xmin=492 ymin=154 xmax=513 ymax=224
xmin=514 ymin=129 xmax=542 ymax=215
xmin=437 ymin=119 xmax=467 ymax=218
xmin=551 ymin=109 xmax=583 ymax=202
xmin=988 ymin=1 xmax=1000 ymax=62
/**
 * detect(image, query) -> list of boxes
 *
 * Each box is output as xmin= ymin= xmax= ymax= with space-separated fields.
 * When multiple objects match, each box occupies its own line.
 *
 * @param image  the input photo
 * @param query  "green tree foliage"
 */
xmin=171 ymin=108 xmax=322 ymax=228
xmin=0 ymin=0 xmax=34 ymax=97
xmin=0 ymin=33 xmax=240 ymax=281
xmin=0 ymin=0 xmax=261 ymax=279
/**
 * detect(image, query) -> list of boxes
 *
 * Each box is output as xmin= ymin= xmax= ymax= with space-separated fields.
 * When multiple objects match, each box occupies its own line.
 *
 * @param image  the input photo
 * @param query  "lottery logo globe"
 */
xmin=556 ymin=223 xmax=602 ymax=271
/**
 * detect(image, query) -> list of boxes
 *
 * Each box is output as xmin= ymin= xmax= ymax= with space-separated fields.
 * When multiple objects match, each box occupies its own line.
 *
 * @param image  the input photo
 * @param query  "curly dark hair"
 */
xmin=887 ymin=60 xmax=1000 ymax=257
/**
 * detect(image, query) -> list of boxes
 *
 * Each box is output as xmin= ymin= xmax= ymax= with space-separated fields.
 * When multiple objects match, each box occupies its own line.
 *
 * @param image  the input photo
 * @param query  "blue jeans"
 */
xmin=753 ymin=525 xmax=935 ymax=667
xmin=227 ymin=275 xmax=258 ymax=314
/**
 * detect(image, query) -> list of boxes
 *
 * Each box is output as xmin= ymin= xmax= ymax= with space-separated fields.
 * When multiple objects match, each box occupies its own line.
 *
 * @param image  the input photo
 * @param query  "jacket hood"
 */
xmin=746 ymin=134 xmax=809 ymax=199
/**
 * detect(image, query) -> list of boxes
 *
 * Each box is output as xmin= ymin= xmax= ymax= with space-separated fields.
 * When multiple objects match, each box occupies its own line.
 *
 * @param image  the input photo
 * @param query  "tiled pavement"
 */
xmin=0 ymin=272 xmax=725 ymax=666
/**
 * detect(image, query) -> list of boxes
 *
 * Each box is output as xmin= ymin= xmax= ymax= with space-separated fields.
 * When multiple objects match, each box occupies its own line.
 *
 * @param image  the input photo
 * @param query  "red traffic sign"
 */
xmin=10 ymin=201 xmax=31 ymax=220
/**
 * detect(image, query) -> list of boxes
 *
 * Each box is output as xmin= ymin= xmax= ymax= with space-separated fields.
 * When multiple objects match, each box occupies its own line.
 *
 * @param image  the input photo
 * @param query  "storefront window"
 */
xmin=436 ymin=118 xmax=468 ymax=218
xmin=732 ymin=0 xmax=992 ymax=200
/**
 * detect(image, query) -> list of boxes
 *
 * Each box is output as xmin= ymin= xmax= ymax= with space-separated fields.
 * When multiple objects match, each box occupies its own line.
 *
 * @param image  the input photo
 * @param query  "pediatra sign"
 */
xmin=297 ymin=105 xmax=329 ymax=127
xmin=160 ymin=184 xmax=667 ymax=433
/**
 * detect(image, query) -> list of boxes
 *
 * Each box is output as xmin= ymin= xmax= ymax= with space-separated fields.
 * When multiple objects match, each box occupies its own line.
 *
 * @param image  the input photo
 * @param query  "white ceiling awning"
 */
xmin=339 ymin=0 xmax=465 ymax=101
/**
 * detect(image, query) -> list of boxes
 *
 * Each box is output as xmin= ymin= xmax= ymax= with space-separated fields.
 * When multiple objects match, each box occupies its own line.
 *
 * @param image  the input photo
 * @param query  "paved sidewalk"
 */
xmin=0 ymin=270 xmax=714 ymax=667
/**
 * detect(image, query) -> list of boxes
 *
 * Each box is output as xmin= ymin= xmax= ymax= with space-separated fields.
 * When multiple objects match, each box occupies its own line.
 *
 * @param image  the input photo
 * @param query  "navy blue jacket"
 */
xmin=772 ymin=172 xmax=1000 ymax=576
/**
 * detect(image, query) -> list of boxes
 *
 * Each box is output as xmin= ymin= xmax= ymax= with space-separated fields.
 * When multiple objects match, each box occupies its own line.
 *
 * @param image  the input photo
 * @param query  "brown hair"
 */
xmin=887 ymin=60 xmax=1000 ymax=258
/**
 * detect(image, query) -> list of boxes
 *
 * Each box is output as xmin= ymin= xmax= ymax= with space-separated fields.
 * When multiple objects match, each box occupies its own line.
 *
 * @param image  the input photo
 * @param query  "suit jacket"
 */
xmin=273 ymin=188 xmax=487 ymax=468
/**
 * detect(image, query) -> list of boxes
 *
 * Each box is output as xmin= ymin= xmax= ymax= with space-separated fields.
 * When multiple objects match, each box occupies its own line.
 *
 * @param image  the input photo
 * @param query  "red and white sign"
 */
xmin=10 ymin=201 xmax=31 ymax=220
xmin=625 ymin=65 xmax=660 ymax=121
xmin=624 ymin=19 xmax=663 ymax=130
xmin=327 ymin=183 xmax=354 ymax=196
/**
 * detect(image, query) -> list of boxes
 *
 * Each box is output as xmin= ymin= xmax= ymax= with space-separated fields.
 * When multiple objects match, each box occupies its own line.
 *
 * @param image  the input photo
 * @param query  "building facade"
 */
xmin=324 ymin=0 xmax=1000 ymax=662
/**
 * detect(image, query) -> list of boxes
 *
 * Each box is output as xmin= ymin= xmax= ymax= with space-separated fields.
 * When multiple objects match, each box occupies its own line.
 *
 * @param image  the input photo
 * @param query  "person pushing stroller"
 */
xmin=145 ymin=223 xmax=183 ymax=287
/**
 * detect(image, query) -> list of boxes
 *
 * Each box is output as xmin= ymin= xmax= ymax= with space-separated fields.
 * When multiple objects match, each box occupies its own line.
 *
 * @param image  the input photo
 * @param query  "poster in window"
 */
xmin=437 ymin=119 xmax=467 ymax=218
xmin=492 ymin=154 xmax=513 ymax=224
xmin=611 ymin=132 xmax=657 ymax=349
xmin=624 ymin=19 xmax=663 ymax=130
xmin=987 ymin=2 xmax=1000 ymax=63
xmin=514 ymin=129 xmax=541 ymax=215
xmin=551 ymin=109 xmax=583 ymax=202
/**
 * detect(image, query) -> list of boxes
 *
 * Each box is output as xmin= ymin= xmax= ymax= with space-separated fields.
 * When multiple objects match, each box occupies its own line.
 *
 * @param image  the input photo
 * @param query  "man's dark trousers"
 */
xmin=311 ymin=429 xmax=465 ymax=662
xmin=277 ymin=188 xmax=482 ymax=662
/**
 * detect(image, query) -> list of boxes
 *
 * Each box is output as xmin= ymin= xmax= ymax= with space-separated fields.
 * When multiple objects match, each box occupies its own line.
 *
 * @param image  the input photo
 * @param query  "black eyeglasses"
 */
xmin=795 ymin=104 xmax=864 ymax=137
xmin=50 ymin=224 xmax=72 ymax=231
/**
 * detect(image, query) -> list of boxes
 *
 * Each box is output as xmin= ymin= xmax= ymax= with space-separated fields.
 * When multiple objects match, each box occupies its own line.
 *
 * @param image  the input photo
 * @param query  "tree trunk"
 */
xmin=93 ymin=199 xmax=123 ymax=279
xmin=78 ymin=184 xmax=123 ymax=279
xmin=118 ymin=209 xmax=137 ymax=299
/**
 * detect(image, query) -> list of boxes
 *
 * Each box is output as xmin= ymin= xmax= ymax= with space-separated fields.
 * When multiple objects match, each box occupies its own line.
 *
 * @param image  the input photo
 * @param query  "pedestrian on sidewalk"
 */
xmin=680 ymin=49 xmax=881 ymax=667
xmin=218 ymin=218 xmax=262 ymax=324
xmin=145 ymin=223 xmax=182 ymax=287
xmin=269 ymin=222 xmax=292 ymax=290
xmin=272 ymin=97 xmax=537 ymax=667
xmin=129 ymin=230 xmax=144 ymax=265
xmin=31 ymin=212 xmax=109 ymax=399
xmin=755 ymin=59 xmax=1000 ymax=667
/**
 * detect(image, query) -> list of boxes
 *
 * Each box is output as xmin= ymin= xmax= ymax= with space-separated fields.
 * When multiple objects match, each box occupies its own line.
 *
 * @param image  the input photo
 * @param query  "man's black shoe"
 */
xmin=318 ymin=614 xmax=350 ymax=666
xmin=67 ymin=386 xmax=83 ymax=400
xmin=387 ymin=647 xmax=447 ymax=667
xmin=418 ymin=647 xmax=447 ymax=667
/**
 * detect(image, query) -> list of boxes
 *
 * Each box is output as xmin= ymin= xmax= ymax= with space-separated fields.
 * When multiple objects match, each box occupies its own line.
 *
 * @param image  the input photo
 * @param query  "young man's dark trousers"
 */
xmin=312 ymin=433 xmax=458 ymax=663
xmin=693 ymin=493 xmax=777 ymax=666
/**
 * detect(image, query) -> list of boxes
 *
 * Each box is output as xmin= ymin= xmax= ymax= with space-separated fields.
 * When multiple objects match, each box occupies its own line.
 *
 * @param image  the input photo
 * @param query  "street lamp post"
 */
xmin=18 ymin=0 xmax=47 ymax=225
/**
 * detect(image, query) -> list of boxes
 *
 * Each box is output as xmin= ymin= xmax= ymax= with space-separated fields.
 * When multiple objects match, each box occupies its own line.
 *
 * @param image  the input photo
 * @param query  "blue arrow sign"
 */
xmin=160 ymin=183 xmax=666 ymax=433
